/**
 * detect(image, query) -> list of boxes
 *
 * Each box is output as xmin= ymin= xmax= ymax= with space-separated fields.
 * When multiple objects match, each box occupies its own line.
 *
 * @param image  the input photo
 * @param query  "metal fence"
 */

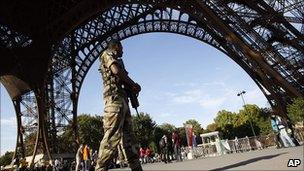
xmin=187 ymin=128 xmax=304 ymax=159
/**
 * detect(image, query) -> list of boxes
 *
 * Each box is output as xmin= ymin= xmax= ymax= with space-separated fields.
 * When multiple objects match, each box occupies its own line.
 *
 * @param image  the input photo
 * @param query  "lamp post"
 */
xmin=237 ymin=91 xmax=256 ymax=137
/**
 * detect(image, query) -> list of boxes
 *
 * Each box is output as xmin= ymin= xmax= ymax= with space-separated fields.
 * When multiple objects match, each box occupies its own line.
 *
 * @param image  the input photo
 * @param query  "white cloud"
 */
xmin=199 ymin=97 xmax=226 ymax=108
xmin=170 ymin=83 xmax=233 ymax=108
xmin=242 ymin=88 xmax=269 ymax=107
xmin=201 ymin=81 xmax=226 ymax=87
xmin=158 ymin=112 xmax=172 ymax=118
xmin=166 ymin=84 xmax=268 ymax=118
xmin=173 ymin=82 xmax=198 ymax=87
xmin=172 ymin=89 xmax=203 ymax=103
xmin=140 ymin=79 xmax=269 ymax=130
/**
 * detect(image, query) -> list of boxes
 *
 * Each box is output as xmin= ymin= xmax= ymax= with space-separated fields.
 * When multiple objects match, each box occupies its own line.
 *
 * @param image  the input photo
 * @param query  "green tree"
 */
xmin=184 ymin=119 xmax=203 ymax=136
xmin=287 ymin=98 xmax=304 ymax=124
xmin=61 ymin=114 xmax=103 ymax=152
xmin=159 ymin=123 xmax=176 ymax=135
xmin=237 ymin=105 xmax=261 ymax=137
xmin=132 ymin=112 xmax=156 ymax=148
xmin=177 ymin=127 xmax=187 ymax=146
xmin=0 ymin=151 xmax=14 ymax=167
xmin=257 ymin=108 xmax=273 ymax=135
xmin=214 ymin=110 xmax=237 ymax=139
xmin=239 ymin=104 xmax=261 ymax=123
xmin=154 ymin=123 xmax=176 ymax=152
xmin=153 ymin=126 xmax=166 ymax=152
xmin=214 ymin=108 xmax=261 ymax=139
xmin=237 ymin=105 xmax=272 ymax=137
xmin=214 ymin=110 xmax=237 ymax=128
xmin=206 ymin=123 xmax=219 ymax=132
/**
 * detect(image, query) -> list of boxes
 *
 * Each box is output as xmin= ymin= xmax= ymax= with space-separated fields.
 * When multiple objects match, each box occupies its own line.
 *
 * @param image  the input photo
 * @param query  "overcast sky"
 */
xmin=0 ymin=33 xmax=269 ymax=155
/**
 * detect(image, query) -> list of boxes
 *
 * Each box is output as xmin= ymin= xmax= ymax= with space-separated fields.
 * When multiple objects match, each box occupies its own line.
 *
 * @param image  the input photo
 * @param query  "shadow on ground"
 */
xmin=210 ymin=152 xmax=287 ymax=170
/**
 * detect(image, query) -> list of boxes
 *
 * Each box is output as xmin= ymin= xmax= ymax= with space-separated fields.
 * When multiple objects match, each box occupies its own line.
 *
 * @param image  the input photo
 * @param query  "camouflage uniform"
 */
xmin=95 ymin=49 xmax=142 ymax=171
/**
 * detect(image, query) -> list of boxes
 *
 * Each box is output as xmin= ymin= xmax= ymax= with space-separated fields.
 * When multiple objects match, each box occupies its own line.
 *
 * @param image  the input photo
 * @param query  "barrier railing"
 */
xmin=185 ymin=128 xmax=304 ymax=159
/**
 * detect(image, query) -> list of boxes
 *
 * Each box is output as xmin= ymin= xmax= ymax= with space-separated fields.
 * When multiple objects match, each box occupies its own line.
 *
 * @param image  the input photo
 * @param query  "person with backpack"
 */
xmin=271 ymin=115 xmax=295 ymax=147
xmin=270 ymin=115 xmax=283 ymax=148
xmin=159 ymin=135 xmax=169 ymax=163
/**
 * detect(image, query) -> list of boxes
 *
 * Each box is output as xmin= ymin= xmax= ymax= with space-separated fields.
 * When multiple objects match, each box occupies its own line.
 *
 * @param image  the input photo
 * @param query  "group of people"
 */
xmin=75 ymin=144 xmax=98 ymax=171
xmin=139 ymin=147 xmax=153 ymax=164
xmin=158 ymin=131 xmax=183 ymax=164
xmin=52 ymin=158 xmax=70 ymax=171
xmin=270 ymin=115 xmax=300 ymax=148
xmin=137 ymin=131 xmax=184 ymax=165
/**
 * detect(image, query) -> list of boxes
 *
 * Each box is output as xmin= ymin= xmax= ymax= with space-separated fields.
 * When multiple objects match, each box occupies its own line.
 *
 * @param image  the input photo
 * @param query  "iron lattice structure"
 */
xmin=0 ymin=0 xmax=303 ymax=166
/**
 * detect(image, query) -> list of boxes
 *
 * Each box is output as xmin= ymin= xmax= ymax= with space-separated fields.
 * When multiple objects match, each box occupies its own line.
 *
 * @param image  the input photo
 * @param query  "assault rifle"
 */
xmin=124 ymin=85 xmax=140 ymax=117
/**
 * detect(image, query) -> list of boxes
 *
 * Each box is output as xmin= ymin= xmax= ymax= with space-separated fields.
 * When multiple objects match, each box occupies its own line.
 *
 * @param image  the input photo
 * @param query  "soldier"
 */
xmin=95 ymin=40 xmax=142 ymax=171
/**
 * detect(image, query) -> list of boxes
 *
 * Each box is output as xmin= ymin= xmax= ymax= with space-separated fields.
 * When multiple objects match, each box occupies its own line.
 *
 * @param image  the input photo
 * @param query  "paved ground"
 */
xmin=111 ymin=146 xmax=304 ymax=170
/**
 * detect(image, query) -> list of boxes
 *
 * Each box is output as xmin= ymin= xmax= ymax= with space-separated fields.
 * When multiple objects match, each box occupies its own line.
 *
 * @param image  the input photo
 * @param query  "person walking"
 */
xmin=159 ymin=135 xmax=169 ymax=163
xmin=54 ymin=158 xmax=60 ymax=171
xmin=91 ymin=150 xmax=98 ymax=168
xmin=75 ymin=144 xmax=84 ymax=171
xmin=139 ymin=147 xmax=145 ymax=164
xmin=95 ymin=40 xmax=142 ymax=171
xmin=145 ymin=147 xmax=151 ymax=163
xmin=83 ymin=144 xmax=91 ymax=171
xmin=270 ymin=115 xmax=283 ymax=148
xmin=272 ymin=115 xmax=295 ymax=147
xmin=172 ymin=131 xmax=182 ymax=161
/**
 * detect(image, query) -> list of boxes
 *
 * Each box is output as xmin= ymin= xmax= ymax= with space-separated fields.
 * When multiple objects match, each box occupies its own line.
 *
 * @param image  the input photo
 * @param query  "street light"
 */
xmin=237 ymin=91 xmax=256 ymax=137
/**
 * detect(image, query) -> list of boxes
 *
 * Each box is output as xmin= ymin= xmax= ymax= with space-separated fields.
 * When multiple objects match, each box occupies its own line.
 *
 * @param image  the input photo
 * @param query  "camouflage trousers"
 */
xmin=95 ymin=97 xmax=142 ymax=171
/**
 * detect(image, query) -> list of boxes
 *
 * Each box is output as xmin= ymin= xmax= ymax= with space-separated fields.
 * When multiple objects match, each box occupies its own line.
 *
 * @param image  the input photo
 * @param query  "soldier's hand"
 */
xmin=132 ymin=83 xmax=141 ymax=94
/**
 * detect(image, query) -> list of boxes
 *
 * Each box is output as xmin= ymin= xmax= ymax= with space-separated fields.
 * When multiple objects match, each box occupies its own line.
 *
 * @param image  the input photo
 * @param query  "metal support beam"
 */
xmin=47 ymin=75 xmax=58 ymax=154
xmin=30 ymin=86 xmax=52 ymax=168
xmin=12 ymin=97 xmax=25 ymax=161
xmin=71 ymin=32 xmax=79 ymax=147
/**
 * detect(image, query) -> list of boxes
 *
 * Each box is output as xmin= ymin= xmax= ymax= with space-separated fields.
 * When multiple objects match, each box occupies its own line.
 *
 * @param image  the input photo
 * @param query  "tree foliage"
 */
xmin=287 ymin=98 xmax=304 ymax=124
xmin=132 ymin=112 xmax=156 ymax=148
xmin=176 ymin=127 xmax=187 ymax=147
xmin=158 ymin=123 xmax=176 ymax=135
xmin=206 ymin=123 xmax=219 ymax=132
xmin=214 ymin=110 xmax=237 ymax=128
xmin=184 ymin=119 xmax=203 ymax=136
xmin=61 ymin=114 xmax=103 ymax=152
xmin=213 ymin=105 xmax=272 ymax=139
xmin=0 ymin=151 xmax=14 ymax=167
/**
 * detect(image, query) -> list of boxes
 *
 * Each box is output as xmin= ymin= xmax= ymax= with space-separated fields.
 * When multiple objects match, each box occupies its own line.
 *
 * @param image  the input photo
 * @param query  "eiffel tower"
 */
xmin=0 ymin=0 xmax=303 ymax=166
